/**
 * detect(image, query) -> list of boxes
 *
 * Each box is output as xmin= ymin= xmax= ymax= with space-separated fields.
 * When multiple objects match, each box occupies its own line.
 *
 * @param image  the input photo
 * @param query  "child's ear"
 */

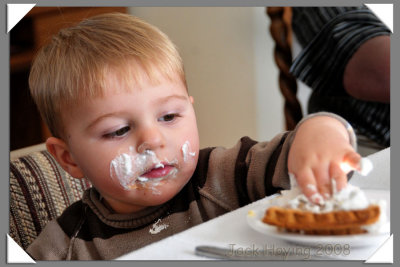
xmin=189 ymin=96 xmax=194 ymax=104
xmin=45 ymin=137 xmax=84 ymax=178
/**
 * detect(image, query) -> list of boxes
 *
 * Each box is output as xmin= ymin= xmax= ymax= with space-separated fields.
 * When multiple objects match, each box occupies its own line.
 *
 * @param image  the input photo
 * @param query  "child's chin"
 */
xmin=145 ymin=185 xmax=185 ymax=204
xmin=124 ymin=176 xmax=190 ymax=205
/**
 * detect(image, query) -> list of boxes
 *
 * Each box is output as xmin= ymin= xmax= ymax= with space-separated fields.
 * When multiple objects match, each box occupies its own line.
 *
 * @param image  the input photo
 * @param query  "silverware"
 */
xmin=195 ymin=245 xmax=328 ymax=261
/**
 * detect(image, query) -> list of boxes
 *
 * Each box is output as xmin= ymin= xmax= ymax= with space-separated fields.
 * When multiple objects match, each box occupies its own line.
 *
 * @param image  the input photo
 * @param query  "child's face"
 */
xmin=60 ymin=67 xmax=199 ymax=213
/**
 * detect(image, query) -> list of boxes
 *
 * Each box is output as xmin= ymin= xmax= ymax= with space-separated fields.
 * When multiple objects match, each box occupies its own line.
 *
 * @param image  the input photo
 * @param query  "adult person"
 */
xmin=290 ymin=6 xmax=391 ymax=150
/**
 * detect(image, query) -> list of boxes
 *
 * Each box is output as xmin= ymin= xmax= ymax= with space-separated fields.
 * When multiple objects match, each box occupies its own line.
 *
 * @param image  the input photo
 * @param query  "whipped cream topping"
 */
xmin=273 ymin=174 xmax=387 ymax=233
xmin=282 ymin=173 xmax=375 ymax=212
xmin=280 ymin=184 xmax=370 ymax=213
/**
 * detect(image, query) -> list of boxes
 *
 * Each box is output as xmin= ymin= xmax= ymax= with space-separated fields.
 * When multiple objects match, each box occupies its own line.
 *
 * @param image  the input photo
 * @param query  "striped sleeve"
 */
xmin=199 ymin=133 xmax=295 ymax=210
xmin=290 ymin=7 xmax=391 ymax=95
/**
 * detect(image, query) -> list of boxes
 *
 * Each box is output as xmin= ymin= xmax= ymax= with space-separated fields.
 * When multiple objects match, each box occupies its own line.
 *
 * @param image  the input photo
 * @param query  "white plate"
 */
xmin=247 ymin=204 xmax=390 ymax=248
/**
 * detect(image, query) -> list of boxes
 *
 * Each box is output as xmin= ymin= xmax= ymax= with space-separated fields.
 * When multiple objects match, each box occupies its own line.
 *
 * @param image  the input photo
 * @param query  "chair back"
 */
xmin=9 ymin=148 xmax=91 ymax=249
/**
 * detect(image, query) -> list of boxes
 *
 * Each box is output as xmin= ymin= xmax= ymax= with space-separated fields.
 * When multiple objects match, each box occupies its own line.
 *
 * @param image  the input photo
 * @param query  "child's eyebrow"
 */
xmin=86 ymin=111 xmax=127 ymax=131
xmin=154 ymin=94 xmax=188 ymax=105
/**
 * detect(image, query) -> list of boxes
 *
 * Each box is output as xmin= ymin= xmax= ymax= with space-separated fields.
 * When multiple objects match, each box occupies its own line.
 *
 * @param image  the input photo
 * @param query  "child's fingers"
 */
xmin=295 ymin=168 xmax=324 ymax=204
xmin=329 ymin=162 xmax=348 ymax=193
xmin=341 ymin=151 xmax=362 ymax=173
xmin=312 ymin=163 xmax=331 ymax=199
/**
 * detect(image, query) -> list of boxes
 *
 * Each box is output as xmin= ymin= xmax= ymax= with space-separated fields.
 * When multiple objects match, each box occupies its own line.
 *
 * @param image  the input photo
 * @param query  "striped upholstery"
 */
xmin=9 ymin=150 xmax=91 ymax=250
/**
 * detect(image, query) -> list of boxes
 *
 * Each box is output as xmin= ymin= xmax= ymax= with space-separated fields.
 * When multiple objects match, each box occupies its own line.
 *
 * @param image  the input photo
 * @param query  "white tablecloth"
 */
xmin=116 ymin=148 xmax=391 ymax=261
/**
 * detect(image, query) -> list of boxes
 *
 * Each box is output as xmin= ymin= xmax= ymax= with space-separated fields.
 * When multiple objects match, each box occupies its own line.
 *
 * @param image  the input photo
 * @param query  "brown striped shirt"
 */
xmin=26 ymin=133 xmax=295 ymax=260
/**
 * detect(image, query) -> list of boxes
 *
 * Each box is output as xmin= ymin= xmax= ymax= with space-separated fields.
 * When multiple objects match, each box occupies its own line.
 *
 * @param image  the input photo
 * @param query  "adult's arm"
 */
xmin=343 ymin=35 xmax=390 ymax=103
xmin=290 ymin=7 xmax=391 ymax=102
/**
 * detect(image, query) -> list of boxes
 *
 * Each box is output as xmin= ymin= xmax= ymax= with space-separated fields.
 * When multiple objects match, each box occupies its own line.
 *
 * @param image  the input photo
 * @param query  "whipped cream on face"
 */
xmin=182 ymin=141 xmax=196 ymax=162
xmin=110 ymin=147 xmax=178 ymax=192
xmin=110 ymin=141 xmax=196 ymax=192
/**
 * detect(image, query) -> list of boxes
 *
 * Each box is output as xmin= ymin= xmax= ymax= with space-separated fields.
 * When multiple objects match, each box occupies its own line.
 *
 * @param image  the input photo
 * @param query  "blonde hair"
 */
xmin=29 ymin=12 xmax=186 ymax=139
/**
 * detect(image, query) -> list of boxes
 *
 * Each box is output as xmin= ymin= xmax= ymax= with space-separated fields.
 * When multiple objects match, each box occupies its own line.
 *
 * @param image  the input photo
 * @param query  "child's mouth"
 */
xmin=110 ymin=145 xmax=188 ymax=190
xmin=140 ymin=164 xmax=175 ymax=179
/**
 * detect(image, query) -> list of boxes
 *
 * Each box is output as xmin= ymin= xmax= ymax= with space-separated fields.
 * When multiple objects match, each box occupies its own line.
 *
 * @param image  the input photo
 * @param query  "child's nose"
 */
xmin=136 ymin=125 xmax=164 ymax=153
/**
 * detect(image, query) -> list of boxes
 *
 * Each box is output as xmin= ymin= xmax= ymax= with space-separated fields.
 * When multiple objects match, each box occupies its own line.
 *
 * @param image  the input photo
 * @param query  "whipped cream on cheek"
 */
xmin=181 ymin=141 xmax=196 ymax=162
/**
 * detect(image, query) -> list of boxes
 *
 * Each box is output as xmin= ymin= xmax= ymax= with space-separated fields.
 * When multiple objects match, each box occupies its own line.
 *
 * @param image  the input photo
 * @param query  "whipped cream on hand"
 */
xmin=340 ymin=157 xmax=373 ymax=176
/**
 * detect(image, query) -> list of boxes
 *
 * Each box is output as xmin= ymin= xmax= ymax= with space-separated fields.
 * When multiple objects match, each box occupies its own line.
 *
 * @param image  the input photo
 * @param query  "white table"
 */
xmin=116 ymin=148 xmax=391 ymax=261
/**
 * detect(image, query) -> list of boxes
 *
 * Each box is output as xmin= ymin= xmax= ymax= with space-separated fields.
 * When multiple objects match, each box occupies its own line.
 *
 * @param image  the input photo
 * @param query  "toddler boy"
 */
xmin=26 ymin=13 xmax=361 ymax=260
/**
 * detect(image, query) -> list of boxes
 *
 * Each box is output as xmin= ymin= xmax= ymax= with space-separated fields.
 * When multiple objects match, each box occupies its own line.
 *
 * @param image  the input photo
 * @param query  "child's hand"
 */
xmin=287 ymin=116 xmax=361 ymax=204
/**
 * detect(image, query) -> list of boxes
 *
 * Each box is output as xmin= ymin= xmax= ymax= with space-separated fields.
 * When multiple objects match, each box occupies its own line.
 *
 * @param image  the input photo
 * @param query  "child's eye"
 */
xmin=104 ymin=126 xmax=130 ymax=139
xmin=159 ymin=113 xmax=180 ymax=122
